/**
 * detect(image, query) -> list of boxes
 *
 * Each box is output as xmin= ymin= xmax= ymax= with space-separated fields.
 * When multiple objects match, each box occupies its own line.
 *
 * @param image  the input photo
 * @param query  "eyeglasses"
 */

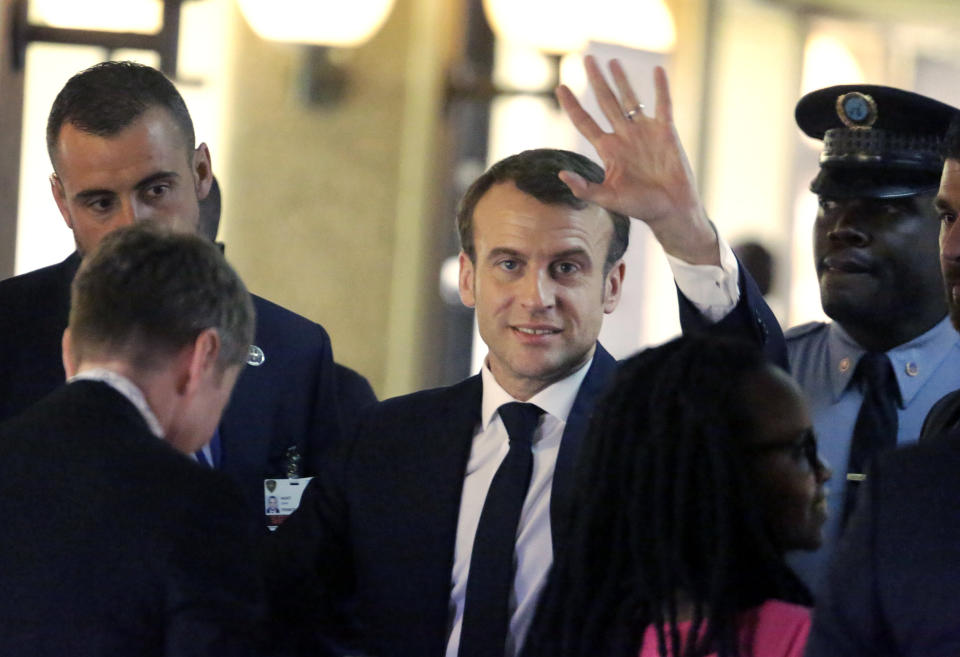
xmin=744 ymin=428 xmax=821 ymax=471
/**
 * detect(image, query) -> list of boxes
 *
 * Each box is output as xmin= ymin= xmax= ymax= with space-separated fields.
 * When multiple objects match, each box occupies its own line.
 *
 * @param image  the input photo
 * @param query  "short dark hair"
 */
xmin=455 ymin=149 xmax=630 ymax=271
xmin=47 ymin=61 xmax=195 ymax=166
xmin=528 ymin=335 xmax=811 ymax=657
xmin=70 ymin=223 xmax=255 ymax=372
xmin=944 ymin=113 xmax=960 ymax=161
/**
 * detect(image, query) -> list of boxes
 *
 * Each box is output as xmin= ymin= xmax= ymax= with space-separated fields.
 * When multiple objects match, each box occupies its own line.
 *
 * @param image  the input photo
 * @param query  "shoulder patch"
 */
xmin=785 ymin=321 xmax=828 ymax=341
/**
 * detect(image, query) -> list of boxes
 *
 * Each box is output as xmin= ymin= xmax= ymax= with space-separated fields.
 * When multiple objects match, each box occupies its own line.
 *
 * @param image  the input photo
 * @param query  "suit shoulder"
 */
xmin=250 ymin=293 xmax=331 ymax=346
xmin=251 ymin=294 xmax=326 ymax=332
xmin=785 ymin=321 xmax=828 ymax=342
xmin=0 ymin=257 xmax=72 ymax=300
xmin=369 ymin=376 xmax=480 ymax=422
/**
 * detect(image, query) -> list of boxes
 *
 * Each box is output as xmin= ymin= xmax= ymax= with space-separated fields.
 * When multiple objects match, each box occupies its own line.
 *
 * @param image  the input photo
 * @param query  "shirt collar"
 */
xmin=480 ymin=357 xmax=593 ymax=434
xmin=827 ymin=316 xmax=959 ymax=406
xmin=68 ymin=368 xmax=165 ymax=438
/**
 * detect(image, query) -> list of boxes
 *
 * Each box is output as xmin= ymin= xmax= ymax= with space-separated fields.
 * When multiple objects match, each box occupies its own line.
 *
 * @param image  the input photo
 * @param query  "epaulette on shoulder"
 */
xmin=785 ymin=321 xmax=828 ymax=342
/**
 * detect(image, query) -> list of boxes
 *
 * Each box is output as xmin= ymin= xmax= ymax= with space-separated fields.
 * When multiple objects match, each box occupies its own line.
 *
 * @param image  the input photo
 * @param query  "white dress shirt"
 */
xmin=666 ymin=234 xmax=741 ymax=320
xmin=445 ymin=358 xmax=592 ymax=657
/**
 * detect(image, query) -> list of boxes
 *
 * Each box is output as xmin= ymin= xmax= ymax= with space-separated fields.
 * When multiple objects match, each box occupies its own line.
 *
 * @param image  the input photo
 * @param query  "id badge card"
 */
xmin=264 ymin=477 xmax=313 ymax=531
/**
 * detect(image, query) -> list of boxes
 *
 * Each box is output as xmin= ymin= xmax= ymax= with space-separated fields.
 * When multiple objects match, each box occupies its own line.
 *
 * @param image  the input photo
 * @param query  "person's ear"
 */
xmin=178 ymin=328 xmax=221 ymax=397
xmin=458 ymin=251 xmax=477 ymax=308
xmin=602 ymin=260 xmax=626 ymax=313
xmin=50 ymin=174 xmax=74 ymax=231
xmin=192 ymin=143 xmax=213 ymax=201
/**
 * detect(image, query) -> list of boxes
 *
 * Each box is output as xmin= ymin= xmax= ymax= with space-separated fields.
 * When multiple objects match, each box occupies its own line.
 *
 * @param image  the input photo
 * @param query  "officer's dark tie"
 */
xmin=842 ymin=352 xmax=899 ymax=528
xmin=459 ymin=402 xmax=543 ymax=657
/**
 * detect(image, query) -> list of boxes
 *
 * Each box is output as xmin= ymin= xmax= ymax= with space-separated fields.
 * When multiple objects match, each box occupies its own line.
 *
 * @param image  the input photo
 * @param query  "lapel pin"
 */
xmin=247 ymin=345 xmax=266 ymax=367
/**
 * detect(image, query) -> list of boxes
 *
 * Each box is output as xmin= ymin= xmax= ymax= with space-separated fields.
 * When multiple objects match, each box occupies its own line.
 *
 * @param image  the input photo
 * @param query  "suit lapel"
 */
xmin=412 ymin=375 xmax=483 ymax=550
xmin=389 ymin=376 xmax=482 ymax=654
xmin=549 ymin=344 xmax=618 ymax=552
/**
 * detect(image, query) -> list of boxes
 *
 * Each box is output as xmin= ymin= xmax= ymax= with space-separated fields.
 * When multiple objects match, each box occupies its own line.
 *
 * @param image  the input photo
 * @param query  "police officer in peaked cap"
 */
xmin=775 ymin=84 xmax=960 ymax=594
xmin=668 ymin=82 xmax=960 ymax=595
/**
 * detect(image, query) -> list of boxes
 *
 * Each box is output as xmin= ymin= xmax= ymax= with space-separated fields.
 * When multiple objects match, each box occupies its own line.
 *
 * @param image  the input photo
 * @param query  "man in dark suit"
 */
xmin=267 ymin=58 xmax=776 ymax=657
xmin=803 ymin=113 xmax=960 ymax=657
xmin=0 ymin=61 xmax=374 ymax=526
xmin=0 ymin=223 xmax=263 ymax=655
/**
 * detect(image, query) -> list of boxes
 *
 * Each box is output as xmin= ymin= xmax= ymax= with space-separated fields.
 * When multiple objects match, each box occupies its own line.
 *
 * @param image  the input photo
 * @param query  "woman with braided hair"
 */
xmin=527 ymin=335 xmax=831 ymax=657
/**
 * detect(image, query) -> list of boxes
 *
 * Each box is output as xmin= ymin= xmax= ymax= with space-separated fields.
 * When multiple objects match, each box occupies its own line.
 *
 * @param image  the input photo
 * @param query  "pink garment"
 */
xmin=638 ymin=599 xmax=810 ymax=657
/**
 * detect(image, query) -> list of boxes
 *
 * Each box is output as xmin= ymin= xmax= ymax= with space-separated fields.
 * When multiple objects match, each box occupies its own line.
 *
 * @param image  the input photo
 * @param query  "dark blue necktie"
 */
xmin=842 ymin=352 xmax=899 ymax=528
xmin=459 ymin=402 xmax=543 ymax=657
xmin=195 ymin=428 xmax=222 ymax=469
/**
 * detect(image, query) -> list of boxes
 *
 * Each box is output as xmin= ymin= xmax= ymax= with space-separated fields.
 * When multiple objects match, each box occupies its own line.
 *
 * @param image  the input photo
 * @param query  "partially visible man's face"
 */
xmin=812 ymin=192 xmax=944 ymax=332
xmin=936 ymin=159 xmax=960 ymax=330
xmin=458 ymin=182 xmax=624 ymax=401
xmin=50 ymin=106 xmax=212 ymax=256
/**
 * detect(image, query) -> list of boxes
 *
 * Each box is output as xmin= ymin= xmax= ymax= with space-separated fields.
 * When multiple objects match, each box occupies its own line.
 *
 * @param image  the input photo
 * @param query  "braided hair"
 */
xmin=528 ymin=335 xmax=811 ymax=657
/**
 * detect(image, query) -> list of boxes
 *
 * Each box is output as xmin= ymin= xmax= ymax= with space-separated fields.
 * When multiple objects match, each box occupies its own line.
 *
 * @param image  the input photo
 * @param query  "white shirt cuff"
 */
xmin=666 ymin=236 xmax=741 ymax=323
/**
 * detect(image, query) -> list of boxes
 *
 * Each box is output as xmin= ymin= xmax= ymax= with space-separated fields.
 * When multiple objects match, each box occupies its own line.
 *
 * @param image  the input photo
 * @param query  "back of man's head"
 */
xmin=46 ymin=61 xmax=196 ymax=166
xmin=69 ymin=222 xmax=255 ymax=373
xmin=456 ymin=148 xmax=630 ymax=270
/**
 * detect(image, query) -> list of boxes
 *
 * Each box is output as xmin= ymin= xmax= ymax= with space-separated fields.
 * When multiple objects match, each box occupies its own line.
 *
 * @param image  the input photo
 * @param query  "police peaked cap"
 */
xmin=796 ymin=84 xmax=959 ymax=199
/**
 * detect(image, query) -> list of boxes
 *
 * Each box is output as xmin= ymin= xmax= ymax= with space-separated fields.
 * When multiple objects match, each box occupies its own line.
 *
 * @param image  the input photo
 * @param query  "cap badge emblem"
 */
xmin=836 ymin=91 xmax=878 ymax=129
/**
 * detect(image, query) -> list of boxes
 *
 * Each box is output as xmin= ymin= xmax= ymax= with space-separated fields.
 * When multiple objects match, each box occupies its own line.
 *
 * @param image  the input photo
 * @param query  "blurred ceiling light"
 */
xmin=493 ymin=41 xmax=555 ymax=90
xmin=560 ymin=52 xmax=589 ymax=92
xmin=801 ymin=34 xmax=864 ymax=95
xmin=30 ymin=0 xmax=162 ymax=32
xmin=483 ymin=0 xmax=676 ymax=54
xmin=237 ymin=0 xmax=395 ymax=47
xmin=483 ymin=0 xmax=584 ymax=54
xmin=590 ymin=0 xmax=676 ymax=53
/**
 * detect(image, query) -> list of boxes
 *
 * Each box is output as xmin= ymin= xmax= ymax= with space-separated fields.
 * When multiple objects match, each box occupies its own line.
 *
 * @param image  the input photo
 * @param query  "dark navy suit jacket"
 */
xmin=805 ymin=437 xmax=960 ymax=657
xmin=0 ymin=380 xmax=265 ymax=656
xmin=676 ymin=255 xmax=787 ymax=366
xmin=0 ymin=252 xmax=375 ymax=524
xmin=267 ymin=345 xmax=619 ymax=657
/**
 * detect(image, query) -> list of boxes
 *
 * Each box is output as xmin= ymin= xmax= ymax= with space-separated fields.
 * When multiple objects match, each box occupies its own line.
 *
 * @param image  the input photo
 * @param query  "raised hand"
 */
xmin=557 ymin=56 xmax=719 ymax=265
